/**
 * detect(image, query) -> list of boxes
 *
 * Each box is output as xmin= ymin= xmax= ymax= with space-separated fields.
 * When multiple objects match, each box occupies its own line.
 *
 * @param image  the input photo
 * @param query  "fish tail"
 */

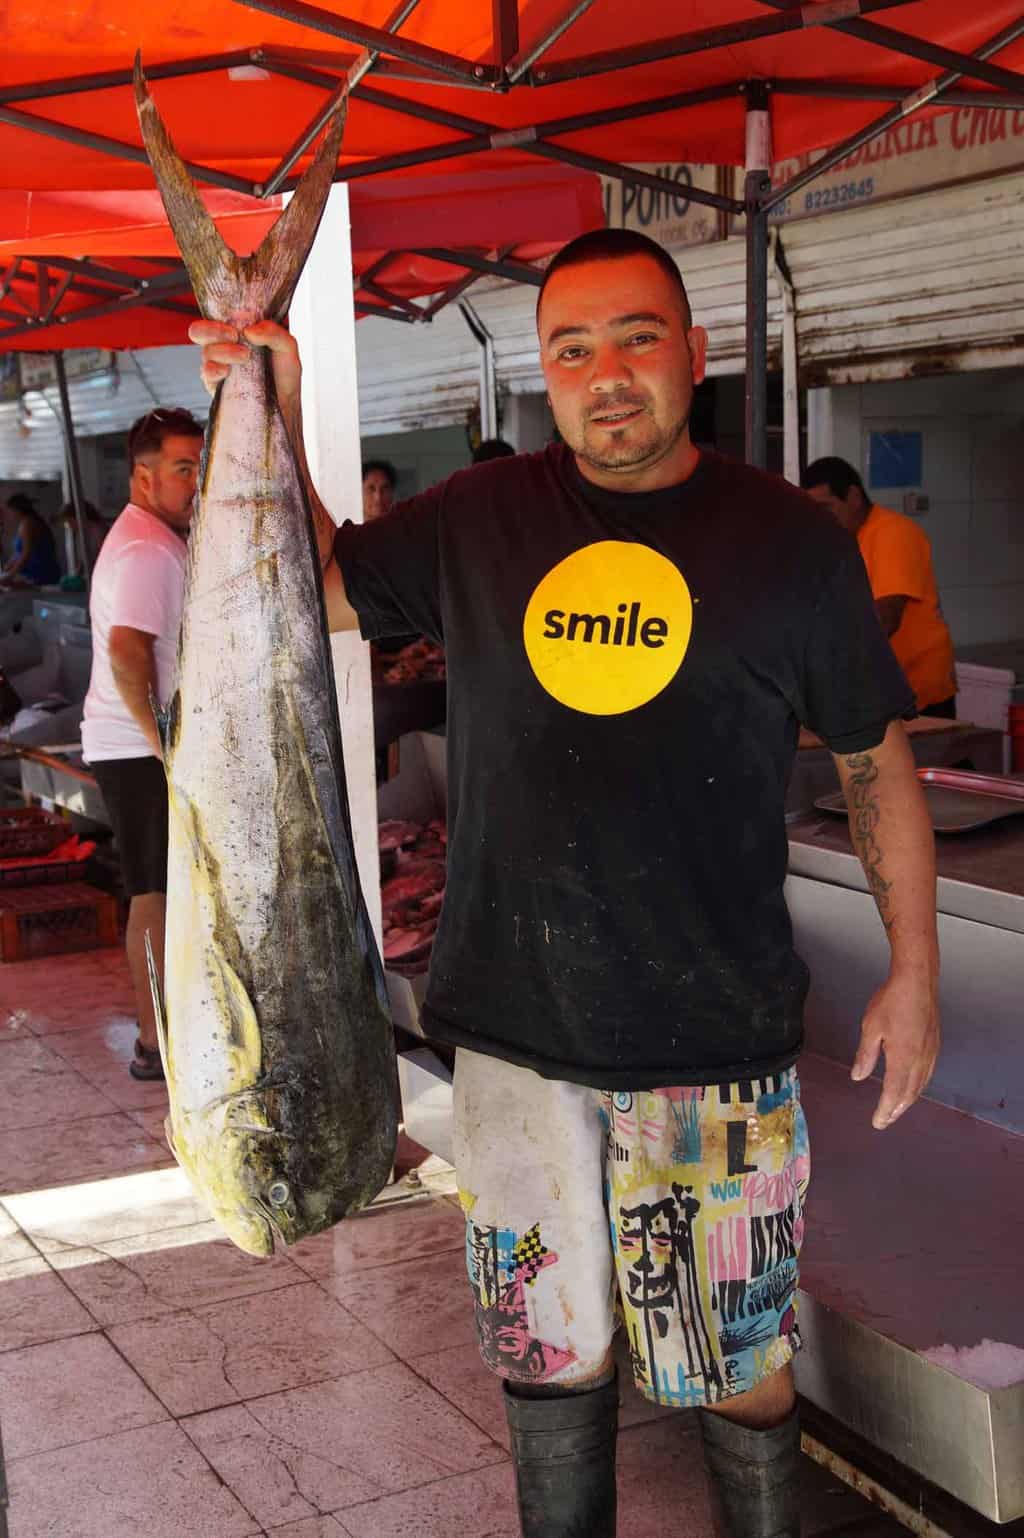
xmin=134 ymin=53 xmax=346 ymax=322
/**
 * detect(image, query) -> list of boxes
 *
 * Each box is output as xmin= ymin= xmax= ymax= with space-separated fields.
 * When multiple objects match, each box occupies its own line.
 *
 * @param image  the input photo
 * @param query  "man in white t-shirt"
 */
xmin=83 ymin=408 xmax=204 ymax=1079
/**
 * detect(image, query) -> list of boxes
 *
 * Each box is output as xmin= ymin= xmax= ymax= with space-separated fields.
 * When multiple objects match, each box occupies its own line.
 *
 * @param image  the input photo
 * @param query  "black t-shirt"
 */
xmin=336 ymin=445 xmax=914 ymax=1089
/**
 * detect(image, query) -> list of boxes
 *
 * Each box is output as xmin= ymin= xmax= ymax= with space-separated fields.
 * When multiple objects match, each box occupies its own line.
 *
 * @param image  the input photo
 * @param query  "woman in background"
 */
xmin=1 ymin=493 xmax=62 ymax=585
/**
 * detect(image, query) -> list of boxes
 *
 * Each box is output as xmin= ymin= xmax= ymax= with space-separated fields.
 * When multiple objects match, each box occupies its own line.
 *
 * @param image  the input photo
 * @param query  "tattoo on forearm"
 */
xmin=844 ymin=751 xmax=894 ymax=931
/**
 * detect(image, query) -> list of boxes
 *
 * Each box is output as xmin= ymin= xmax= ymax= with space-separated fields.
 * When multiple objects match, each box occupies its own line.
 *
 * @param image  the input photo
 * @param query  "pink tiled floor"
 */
xmin=1 ymin=946 xmax=901 ymax=1536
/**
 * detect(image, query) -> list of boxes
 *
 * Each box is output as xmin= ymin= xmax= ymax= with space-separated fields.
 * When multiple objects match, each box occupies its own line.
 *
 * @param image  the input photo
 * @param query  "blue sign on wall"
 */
xmin=868 ymin=430 xmax=923 ymax=489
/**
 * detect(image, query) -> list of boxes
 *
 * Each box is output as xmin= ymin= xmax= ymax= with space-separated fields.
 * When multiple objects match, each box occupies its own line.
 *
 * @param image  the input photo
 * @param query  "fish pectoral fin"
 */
xmin=204 ymin=1069 xmax=289 ymax=1110
xmin=149 ymin=687 xmax=178 ymax=763
xmin=208 ymin=936 xmax=263 ymax=1085
xmin=143 ymin=929 xmax=170 ymax=1074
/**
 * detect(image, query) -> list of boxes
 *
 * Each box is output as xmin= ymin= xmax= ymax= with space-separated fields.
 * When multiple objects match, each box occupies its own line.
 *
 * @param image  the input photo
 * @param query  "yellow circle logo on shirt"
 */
xmin=523 ymin=541 xmax=693 ymax=716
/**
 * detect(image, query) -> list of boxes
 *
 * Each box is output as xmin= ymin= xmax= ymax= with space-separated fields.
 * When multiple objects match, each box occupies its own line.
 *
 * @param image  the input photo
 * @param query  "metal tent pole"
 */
xmin=765 ymin=14 xmax=1024 ymax=213
xmin=459 ymin=298 xmax=498 ymax=442
xmin=744 ymin=83 xmax=772 ymax=469
xmin=770 ymin=231 xmax=800 ymax=486
xmin=53 ymin=351 xmax=91 ymax=584
xmin=258 ymin=0 xmax=422 ymax=197
xmin=755 ymin=0 xmax=1024 ymax=96
xmin=526 ymin=0 xmax=919 ymax=86
xmin=414 ymin=247 xmax=542 ymax=286
xmin=234 ymin=0 xmax=502 ymax=85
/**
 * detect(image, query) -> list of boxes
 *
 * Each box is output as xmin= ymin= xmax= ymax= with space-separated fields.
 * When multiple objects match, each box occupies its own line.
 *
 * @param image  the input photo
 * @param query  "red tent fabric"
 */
xmin=0 ymin=189 xmax=282 ymax=259
xmin=0 ymin=3 xmax=1020 ymax=192
xmin=0 ymin=166 xmax=605 ymax=348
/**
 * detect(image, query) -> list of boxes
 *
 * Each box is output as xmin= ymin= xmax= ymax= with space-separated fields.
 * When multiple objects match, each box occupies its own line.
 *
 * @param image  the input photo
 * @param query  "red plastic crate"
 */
xmin=0 ymin=807 xmax=67 ymax=859
xmin=0 ymin=857 xmax=92 ymax=890
xmin=0 ymin=882 xmax=119 ymax=963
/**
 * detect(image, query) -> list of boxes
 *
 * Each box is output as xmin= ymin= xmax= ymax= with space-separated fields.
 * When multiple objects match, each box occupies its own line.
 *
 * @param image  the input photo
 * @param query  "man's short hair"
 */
xmin=802 ymin=457 xmax=866 ymax=501
xmin=362 ymin=459 xmax=397 ymax=488
xmin=128 ymin=408 xmax=203 ymax=470
xmin=537 ymin=229 xmax=692 ymax=329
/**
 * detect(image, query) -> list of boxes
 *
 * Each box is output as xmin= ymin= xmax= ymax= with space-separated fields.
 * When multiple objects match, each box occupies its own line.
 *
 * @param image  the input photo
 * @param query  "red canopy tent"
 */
xmin=0 ymin=165 xmax=603 ymax=347
xmin=0 ymin=3 xmax=1022 ymax=188
xmin=1 ymin=1 xmax=1023 ymax=461
xmin=0 ymin=163 xmax=602 ymax=576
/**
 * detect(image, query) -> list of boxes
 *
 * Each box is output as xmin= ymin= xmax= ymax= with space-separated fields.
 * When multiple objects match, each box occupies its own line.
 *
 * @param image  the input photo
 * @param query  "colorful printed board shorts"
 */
xmin=453 ymin=1049 xmax=810 ymax=1408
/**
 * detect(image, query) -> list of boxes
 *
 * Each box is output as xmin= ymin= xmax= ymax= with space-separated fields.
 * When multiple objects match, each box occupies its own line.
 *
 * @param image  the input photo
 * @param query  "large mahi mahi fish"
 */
xmin=135 ymin=61 xmax=397 ymax=1257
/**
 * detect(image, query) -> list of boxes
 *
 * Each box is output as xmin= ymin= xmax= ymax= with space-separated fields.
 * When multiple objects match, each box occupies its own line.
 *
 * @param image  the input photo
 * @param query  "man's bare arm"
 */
xmin=832 ymin=720 xmax=940 ymax=1128
xmin=274 ymin=382 xmax=361 ymax=635
xmin=189 ymin=318 xmax=360 ymax=635
xmin=875 ymin=594 xmax=909 ymax=636
xmin=108 ymin=626 xmax=164 ymax=758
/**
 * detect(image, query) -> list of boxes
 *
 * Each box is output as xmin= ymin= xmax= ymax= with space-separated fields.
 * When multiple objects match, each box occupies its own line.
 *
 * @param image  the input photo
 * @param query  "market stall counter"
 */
xmin=787 ymin=781 xmax=1024 ymax=1522
xmin=786 ymin=717 xmax=1005 ymax=820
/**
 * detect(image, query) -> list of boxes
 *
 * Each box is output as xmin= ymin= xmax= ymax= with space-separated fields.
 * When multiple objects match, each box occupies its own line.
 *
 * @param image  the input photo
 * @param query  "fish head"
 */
xmin=170 ymin=1094 xmax=304 ymax=1258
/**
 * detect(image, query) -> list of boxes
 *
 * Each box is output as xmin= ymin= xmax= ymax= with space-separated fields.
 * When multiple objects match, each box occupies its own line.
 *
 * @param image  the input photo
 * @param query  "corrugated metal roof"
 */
xmin=784 ymin=169 xmax=1024 ymax=383
xmin=354 ymin=303 xmax=479 ymax=437
xmin=0 ymin=347 xmax=210 ymax=480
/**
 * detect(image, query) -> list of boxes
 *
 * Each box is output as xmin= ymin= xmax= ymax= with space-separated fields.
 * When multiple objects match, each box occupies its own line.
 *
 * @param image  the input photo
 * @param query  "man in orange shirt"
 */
xmin=803 ymin=457 xmax=956 ymax=717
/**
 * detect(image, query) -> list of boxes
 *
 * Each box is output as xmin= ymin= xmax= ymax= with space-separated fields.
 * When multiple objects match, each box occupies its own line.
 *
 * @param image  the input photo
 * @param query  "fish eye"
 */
xmin=267 ymin=1181 xmax=290 ymax=1207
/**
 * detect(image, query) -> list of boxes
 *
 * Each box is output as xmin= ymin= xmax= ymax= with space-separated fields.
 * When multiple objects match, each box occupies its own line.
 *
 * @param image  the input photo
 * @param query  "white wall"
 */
xmin=358 ymin=424 xmax=469 ymax=500
xmin=502 ymin=393 xmax=555 ymax=453
xmin=808 ymin=369 xmax=1024 ymax=648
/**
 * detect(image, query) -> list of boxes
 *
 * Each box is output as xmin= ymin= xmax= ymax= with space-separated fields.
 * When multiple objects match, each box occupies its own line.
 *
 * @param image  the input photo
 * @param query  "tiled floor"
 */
xmin=0 ymin=945 xmax=903 ymax=1537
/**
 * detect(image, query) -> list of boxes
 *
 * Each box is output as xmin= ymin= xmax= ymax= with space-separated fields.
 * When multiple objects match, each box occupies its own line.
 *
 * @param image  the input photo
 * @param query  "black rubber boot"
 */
xmin=503 ymin=1375 xmax=618 ymax=1537
xmin=699 ymin=1407 xmax=801 ymax=1537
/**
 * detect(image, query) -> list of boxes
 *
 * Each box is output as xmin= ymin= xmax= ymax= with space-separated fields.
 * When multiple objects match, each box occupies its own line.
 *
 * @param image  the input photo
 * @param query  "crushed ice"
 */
xmin=921 ymin=1339 xmax=1024 ymax=1390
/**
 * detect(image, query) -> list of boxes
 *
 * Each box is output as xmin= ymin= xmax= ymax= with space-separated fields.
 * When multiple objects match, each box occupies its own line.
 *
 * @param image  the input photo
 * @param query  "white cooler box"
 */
xmin=954 ymin=660 xmax=1015 ymax=772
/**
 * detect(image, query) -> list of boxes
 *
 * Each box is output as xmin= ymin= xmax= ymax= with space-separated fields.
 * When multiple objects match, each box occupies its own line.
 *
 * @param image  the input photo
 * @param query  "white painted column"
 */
xmin=289 ymin=184 xmax=382 ymax=943
xmin=807 ymin=383 xmax=864 ymax=472
xmin=806 ymin=387 xmax=835 ymax=466
xmin=503 ymin=393 xmax=553 ymax=453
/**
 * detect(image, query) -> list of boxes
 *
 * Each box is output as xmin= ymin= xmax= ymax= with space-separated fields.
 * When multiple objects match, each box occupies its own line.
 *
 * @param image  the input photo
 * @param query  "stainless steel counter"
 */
xmin=787 ymin=808 xmax=1024 ymax=1135
xmin=786 ymin=721 xmax=1006 ymax=820
xmin=788 ymin=806 xmax=1024 ymax=933
xmin=795 ymin=1053 xmax=1024 ymax=1524
xmin=786 ymin=812 xmax=1024 ymax=1520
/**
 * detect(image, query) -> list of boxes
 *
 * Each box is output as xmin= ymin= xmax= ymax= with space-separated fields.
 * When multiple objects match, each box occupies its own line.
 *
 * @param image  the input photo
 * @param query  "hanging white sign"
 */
xmin=18 ymin=349 xmax=114 ymax=393
xmin=601 ymin=163 xmax=723 ymax=249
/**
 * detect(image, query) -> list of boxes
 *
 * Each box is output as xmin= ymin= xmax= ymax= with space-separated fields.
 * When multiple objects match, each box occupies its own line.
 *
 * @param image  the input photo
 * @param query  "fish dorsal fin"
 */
xmin=143 ymin=927 xmax=170 ymax=1074
xmin=148 ymin=686 xmax=179 ymax=763
xmin=134 ymin=53 xmax=346 ymax=324
xmin=207 ymin=936 xmax=264 ymax=1091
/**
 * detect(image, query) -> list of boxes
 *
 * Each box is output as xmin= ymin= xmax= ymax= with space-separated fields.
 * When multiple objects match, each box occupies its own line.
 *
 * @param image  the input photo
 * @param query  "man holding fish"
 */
xmin=192 ymin=223 xmax=939 ymax=1538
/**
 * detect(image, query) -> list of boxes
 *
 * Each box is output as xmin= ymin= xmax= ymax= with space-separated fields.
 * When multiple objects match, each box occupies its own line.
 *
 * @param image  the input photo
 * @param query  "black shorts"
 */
xmin=91 ymin=755 xmax=169 ymax=897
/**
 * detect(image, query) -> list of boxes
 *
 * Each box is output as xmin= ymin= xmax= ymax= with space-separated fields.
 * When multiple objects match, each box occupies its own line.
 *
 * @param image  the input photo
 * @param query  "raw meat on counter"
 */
xmin=379 ymin=816 xmax=447 ymax=976
xmin=373 ymin=638 xmax=446 ymax=685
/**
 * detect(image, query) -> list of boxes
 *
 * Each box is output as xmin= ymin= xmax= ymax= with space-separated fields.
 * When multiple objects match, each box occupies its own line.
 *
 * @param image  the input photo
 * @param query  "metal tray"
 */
xmin=815 ymin=768 xmax=1024 ymax=835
